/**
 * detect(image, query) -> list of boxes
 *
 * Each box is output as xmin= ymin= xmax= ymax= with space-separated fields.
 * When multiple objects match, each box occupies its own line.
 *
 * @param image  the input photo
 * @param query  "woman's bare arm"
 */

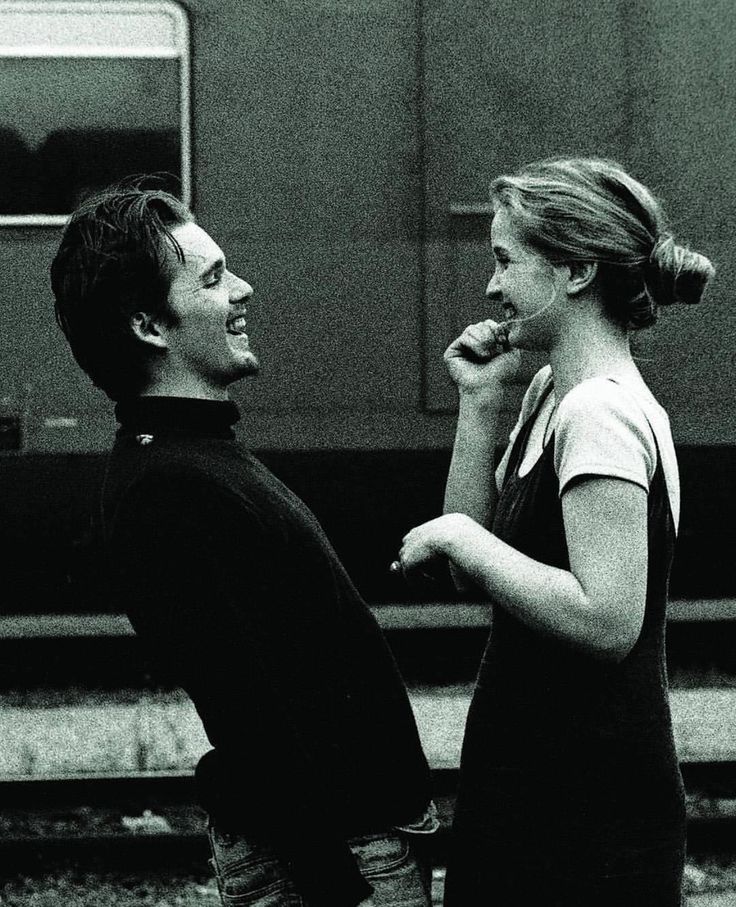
xmin=403 ymin=476 xmax=648 ymax=661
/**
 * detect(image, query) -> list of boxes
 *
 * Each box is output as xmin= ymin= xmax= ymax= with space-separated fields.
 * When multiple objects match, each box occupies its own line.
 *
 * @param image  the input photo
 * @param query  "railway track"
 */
xmin=1 ymin=766 xmax=735 ymax=877
xmin=0 ymin=773 xmax=452 ymax=878
xmin=2 ymin=604 xmax=735 ymax=892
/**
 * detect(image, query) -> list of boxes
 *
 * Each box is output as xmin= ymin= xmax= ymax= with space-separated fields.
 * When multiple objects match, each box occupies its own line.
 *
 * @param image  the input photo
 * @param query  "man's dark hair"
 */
xmin=51 ymin=184 xmax=193 ymax=401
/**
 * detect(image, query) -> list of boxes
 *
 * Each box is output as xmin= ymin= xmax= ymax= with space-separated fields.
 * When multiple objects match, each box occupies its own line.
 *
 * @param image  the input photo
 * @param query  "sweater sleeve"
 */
xmin=108 ymin=470 xmax=373 ymax=907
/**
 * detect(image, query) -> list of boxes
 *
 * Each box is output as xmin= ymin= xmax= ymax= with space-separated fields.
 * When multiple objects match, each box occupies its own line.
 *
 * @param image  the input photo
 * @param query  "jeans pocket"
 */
xmin=207 ymin=826 xmax=303 ymax=906
xmin=351 ymin=833 xmax=412 ymax=880
xmin=350 ymin=833 xmax=432 ymax=906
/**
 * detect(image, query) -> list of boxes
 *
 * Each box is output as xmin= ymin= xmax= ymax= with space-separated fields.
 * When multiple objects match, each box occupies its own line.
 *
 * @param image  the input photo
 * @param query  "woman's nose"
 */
xmin=486 ymin=272 xmax=501 ymax=299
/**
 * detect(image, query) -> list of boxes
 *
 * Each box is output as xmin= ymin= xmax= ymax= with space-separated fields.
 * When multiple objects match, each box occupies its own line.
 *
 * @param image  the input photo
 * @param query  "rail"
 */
xmin=1 ymin=598 xmax=735 ymax=639
xmin=0 ymin=767 xmax=734 ymax=879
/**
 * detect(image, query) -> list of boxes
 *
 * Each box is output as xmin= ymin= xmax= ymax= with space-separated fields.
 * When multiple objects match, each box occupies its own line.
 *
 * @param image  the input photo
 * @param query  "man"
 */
xmin=51 ymin=187 xmax=436 ymax=907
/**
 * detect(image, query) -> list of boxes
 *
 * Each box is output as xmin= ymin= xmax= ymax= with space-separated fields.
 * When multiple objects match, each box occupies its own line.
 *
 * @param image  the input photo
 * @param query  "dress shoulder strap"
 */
xmin=503 ymin=381 xmax=555 ymax=483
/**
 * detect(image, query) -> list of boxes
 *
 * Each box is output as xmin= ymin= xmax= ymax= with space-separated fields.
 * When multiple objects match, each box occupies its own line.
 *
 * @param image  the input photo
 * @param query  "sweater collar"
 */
xmin=114 ymin=396 xmax=240 ymax=439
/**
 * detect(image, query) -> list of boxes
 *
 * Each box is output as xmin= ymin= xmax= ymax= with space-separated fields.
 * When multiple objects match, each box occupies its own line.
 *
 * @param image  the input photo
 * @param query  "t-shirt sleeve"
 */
xmin=554 ymin=378 xmax=657 ymax=496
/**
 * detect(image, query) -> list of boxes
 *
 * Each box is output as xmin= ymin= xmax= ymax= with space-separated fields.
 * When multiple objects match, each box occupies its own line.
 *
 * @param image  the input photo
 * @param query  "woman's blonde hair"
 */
xmin=490 ymin=157 xmax=715 ymax=329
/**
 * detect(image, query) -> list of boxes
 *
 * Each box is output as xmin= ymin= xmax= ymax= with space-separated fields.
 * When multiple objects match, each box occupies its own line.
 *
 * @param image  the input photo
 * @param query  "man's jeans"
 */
xmin=207 ymin=823 xmax=433 ymax=906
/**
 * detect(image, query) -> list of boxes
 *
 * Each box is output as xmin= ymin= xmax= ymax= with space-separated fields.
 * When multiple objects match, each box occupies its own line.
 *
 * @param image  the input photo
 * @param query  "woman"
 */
xmin=396 ymin=158 xmax=714 ymax=905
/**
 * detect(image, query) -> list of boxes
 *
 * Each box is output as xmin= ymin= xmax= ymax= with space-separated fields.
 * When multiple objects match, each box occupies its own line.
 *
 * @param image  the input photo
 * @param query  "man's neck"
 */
xmin=141 ymin=377 xmax=229 ymax=402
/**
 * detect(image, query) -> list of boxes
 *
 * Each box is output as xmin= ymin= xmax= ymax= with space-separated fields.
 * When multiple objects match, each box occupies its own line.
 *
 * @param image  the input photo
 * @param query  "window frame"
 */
xmin=0 ymin=0 xmax=191 ymax=227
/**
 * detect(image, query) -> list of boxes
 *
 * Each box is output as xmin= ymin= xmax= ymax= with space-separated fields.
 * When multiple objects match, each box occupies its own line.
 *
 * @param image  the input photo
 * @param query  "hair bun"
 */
xmin=645 ymin=233 xmax=715 ymax=308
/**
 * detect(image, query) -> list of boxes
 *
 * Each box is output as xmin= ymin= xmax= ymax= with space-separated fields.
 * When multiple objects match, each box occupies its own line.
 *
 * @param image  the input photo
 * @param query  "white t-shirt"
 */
xmin=495 ymin=365 xmax=680 ymax=530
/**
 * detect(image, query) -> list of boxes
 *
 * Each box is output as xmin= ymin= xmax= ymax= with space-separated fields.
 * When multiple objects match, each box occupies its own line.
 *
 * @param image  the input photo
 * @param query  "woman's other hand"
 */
xmin=397 ymin=513 xmax=480 ymax=574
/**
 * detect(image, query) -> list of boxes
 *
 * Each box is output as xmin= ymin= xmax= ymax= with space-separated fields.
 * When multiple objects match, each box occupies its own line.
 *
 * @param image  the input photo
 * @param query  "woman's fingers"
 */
xmin=445 ymin=319 xmax=508 ymax=362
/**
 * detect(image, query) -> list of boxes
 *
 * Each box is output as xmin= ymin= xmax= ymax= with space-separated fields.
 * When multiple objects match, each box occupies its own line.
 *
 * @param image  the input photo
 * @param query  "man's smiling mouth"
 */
xmin=227 ymin=315 xmax=248 ymax=336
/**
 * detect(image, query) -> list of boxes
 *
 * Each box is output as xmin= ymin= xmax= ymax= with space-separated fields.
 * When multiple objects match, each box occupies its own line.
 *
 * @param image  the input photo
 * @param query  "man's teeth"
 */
xmin=228 ymin=316 xmax=248 ymax=334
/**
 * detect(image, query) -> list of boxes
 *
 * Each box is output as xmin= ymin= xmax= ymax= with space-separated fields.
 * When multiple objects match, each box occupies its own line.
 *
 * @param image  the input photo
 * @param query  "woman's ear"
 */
xmin=130 ymin=312 xmax=168 ymax=349
xmin=566 ymin=260 xmax=598 ymax=296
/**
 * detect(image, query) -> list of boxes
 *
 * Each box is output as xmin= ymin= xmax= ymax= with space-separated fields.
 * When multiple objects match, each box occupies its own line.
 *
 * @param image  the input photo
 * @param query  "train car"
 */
xmin=0 ymin=0 xmax=734 ymax=616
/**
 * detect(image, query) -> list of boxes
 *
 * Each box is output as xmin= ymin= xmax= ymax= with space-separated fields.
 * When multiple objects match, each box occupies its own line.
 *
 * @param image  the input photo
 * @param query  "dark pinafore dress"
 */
xmin=443 ymin=383 xmax=686 ymax=907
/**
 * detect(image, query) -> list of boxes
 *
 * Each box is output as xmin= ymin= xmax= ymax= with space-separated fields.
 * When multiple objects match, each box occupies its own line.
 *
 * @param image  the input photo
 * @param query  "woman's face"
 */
xmin=486 ymin=207 xmax=564 ymax=351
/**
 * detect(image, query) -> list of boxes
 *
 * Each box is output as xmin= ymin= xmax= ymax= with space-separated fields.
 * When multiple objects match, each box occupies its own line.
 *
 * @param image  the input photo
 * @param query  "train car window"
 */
xmin=0 ymin=1 xmax=190 ymax=226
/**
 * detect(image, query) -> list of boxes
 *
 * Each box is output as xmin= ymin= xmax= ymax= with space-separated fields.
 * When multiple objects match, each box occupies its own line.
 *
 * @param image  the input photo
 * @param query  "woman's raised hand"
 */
xmin=444 ymin=319 xmax=521 ymax=398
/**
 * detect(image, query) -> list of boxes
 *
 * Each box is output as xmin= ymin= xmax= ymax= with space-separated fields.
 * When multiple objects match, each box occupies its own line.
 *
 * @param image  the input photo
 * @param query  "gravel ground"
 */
xmin=1 ymin=679 xmax=734 ymax=905
xmin=0 ymin=871 xmax=220 ymax=907
xmin=2 ymin=864 xmax=736 ymax=907
xmin=0 ymin=870 xmax=452 ymax=907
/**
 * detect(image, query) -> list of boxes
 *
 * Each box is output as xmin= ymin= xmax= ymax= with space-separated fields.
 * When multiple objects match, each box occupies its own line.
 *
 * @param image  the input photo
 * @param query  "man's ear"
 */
xmin=566 ymin=260 xmax=598 ymax=296
xmin=130 ymin=312 xmax=168 ymax=349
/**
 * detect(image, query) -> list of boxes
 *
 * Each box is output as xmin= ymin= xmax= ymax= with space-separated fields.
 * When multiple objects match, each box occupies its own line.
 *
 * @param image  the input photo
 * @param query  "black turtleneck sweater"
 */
xmin=100 ymin=396 xmax=432 ymax=907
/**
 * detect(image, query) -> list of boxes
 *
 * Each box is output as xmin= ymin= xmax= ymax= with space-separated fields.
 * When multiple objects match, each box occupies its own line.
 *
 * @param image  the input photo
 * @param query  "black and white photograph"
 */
xmin=0 ymin=1 xmax=734 ymax=905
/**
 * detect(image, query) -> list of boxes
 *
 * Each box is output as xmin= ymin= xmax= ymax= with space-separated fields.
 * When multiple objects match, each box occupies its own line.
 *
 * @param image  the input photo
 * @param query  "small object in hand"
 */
xmin=389 ymin=560 xmax=402 ymax=574
xmin=496 ymin=325 xmax=512 ymax=353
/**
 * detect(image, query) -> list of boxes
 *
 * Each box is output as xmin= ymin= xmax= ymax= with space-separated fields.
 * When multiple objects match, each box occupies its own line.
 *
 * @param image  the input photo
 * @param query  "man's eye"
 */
xmin=205 ymin=273 xmax=223 ymax=287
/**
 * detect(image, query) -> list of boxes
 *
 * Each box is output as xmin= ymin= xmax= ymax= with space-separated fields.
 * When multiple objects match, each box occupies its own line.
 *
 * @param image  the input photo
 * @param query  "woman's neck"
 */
xmin=549 ymin=312 xmax=640 ymax=402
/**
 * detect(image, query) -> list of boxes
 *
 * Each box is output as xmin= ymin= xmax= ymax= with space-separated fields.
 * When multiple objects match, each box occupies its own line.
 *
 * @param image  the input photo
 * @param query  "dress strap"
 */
xmin=503 ymin=380 xmax=555 ymax=484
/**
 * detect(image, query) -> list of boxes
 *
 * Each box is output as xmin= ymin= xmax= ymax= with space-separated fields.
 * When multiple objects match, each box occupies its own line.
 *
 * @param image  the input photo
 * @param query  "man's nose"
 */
xmin=229 ymin=273 xmax=253 ymax=302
